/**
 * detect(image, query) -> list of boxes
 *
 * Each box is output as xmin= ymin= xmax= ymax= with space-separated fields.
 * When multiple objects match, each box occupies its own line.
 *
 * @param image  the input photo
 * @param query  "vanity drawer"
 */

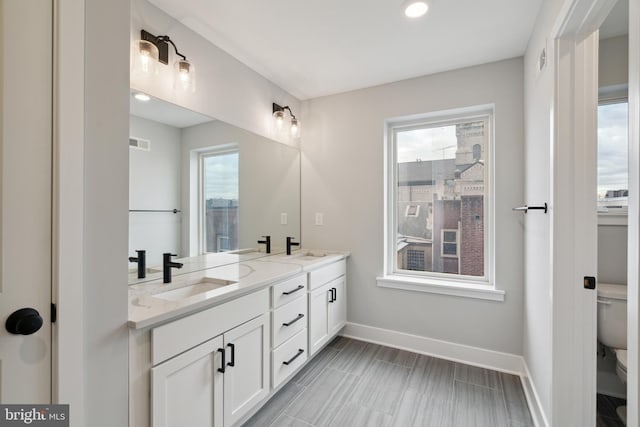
xmin=309 ymin=259 xmax=346 ymax=290
xmin=272 ymin=328 xmax=308 ymax=388
xmin=151 ymin=288 xmax=269 ymax=366
xmin=272 ymin=296 xmax=307 ymax=348
xmin=272 ymin=273 xmax=307 ymax=308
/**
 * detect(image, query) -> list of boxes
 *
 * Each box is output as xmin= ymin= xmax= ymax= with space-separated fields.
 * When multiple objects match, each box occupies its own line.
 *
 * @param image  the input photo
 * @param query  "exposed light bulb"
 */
xmin=135 ymin=40 xmax=158 ymax=76
xmin=174 ymin=59 xmax=195 ymax=92
xmin=290 ymin=118 xmax=299 ymax=137
xmin=403 ymin=0 xmax=428 ymax=18
xmin=273 ymin=110 xmax=285 ymax=129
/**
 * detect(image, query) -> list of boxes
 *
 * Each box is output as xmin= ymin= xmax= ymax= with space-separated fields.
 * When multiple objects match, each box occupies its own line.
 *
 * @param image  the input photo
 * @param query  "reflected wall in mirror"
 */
xmin=129 ymin=91 xmax=301 ymax=283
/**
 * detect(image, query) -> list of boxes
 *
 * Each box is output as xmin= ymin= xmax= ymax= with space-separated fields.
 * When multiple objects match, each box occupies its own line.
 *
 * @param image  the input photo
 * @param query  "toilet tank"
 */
xmin=597 ymin=283 xmax=627 ymax=349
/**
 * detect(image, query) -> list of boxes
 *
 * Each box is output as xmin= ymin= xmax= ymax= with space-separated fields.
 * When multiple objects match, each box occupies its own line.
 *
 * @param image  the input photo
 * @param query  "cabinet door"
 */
xmin=223 ymin=313 xmax=270 ymax=427
xmin=309 ymin=282 xmax=331 ymax=355
xmin=151 ymin=335 xmax=223 ymax=427
xmin=328 ymin=277 xmax=347 ymax=336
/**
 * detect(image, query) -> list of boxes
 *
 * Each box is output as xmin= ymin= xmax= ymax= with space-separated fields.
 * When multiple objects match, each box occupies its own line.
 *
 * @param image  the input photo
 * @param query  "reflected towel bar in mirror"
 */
xmin=129 ymin=209 xmax=182 ymax=214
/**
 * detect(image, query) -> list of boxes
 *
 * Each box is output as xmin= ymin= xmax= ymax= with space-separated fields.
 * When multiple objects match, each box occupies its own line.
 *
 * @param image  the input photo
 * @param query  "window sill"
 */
xmin=376 ymin=275 xmax=505 ymax=302
xmin=598 ymin=214 xmax=627 ymax=226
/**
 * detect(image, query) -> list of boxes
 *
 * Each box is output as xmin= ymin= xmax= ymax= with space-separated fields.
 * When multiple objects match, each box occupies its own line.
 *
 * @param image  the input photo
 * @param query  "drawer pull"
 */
xmin=217 ymin=348 xmax=226 ymax=373
xmin=227 ymin=343 xmax=235 ymax=367
xmin=283 ymin=349 xmax=304 ymax=365
xmin=282 ymin=313 xmax=305 ymax=327
xmin=282 ymin=285 xmax=305 ymax=295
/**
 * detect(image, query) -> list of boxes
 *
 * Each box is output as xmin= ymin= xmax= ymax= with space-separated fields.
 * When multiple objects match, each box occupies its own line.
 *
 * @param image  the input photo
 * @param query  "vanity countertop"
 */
xmin=128 ymin=249 xmax=349 ymax=330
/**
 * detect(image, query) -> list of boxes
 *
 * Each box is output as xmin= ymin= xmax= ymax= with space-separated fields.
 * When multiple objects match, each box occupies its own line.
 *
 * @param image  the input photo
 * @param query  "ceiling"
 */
xmin=600 ymin=0 xmax=628 ymax=39
xmin=130 ymin=91 xmax=213 ymax=128
xmin=148 ymin=0 xmax=544 ymax=100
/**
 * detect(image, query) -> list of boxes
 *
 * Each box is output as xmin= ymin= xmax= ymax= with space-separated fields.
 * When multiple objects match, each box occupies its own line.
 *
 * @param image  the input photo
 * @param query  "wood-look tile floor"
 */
xmin=596 ymin=393 xmax=626 ymax=427
xmin=244 ymin=337 xmax=534 ymax=427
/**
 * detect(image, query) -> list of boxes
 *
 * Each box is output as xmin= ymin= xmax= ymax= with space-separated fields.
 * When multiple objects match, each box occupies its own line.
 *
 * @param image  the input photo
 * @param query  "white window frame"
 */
xmin=441 ymin=229 xmax=459 ymax=258
xmin=378 ymin=104 xmax=503 ymax=302
xmin=198 ymin=145 xmax=239 ymax=254
xmin=597 ymin=87 xmax=628 ymax=225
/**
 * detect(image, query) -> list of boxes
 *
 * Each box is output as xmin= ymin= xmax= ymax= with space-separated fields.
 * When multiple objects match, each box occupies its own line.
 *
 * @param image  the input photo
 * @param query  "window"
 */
xmin=597 ymin=99 xmax=628 ymax=216
xmin=200 ymin=148 xmax=239 ymax=253
xmin=405 ymin=204 xmax=420 ymax=217
xmin=406 ymin=249 xmax=425 ymax=271
xmin=383 ymin=106 xmax=493 ymax=290
xmin=441 ymin=230 xmax=458 ymax=258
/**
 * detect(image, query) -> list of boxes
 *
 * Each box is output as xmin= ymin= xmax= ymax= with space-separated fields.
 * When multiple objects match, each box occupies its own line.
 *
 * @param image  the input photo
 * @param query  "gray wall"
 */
xmin=129 ymin=116 xmax=182 ymax=266
xmin=599 ymin=35 xmax=629 ymax=88
xmin=300 ymin=58 xmax=525 ymax=355
xmin=84 ymin=0 xmax=129 ymax=424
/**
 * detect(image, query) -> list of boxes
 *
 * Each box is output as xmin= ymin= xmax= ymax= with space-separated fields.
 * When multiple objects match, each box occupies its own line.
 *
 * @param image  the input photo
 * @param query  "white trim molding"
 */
xmin=376 ymin=275 xmax=505 ymax=301
xmin=521 ymin=361 xmax=551 ymax=427
xmin=341 ymin=322 xmax=547 ymax=426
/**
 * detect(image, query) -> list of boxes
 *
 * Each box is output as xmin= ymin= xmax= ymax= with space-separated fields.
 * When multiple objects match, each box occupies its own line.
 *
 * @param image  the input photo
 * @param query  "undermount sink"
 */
xmin=229 ymin=248 xmax=262 ymax=255
xmin=152 ymin=277 xmax=236 ymax=301
xmin=129 ymin=267 xmax=162 ymax=275
xmin=290 ymin=251 xmax=327 ymax=260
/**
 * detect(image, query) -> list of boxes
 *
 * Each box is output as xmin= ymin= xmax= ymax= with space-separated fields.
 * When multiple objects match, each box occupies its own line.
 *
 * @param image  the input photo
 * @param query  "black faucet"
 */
xmin=129 ymin=250 xmax=146 ymax=279
xmin=257 ymin=235 xmax=271 ymax=254
xmin=286 ymin=237 xmax=300 ymax=255
xmin=163 ymin=253 xmax=183 ymax=283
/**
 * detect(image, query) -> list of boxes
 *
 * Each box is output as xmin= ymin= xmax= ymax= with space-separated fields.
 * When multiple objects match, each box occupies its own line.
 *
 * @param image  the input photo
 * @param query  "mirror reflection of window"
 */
xmin=202 ymin=149 xmax=239 ymax=252
xmin=597 ymin=100 xmax=628 ymax=214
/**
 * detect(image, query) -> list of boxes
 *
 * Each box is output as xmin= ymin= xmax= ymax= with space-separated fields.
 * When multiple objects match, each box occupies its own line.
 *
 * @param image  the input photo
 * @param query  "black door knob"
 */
xmin=6 ymin=308 xmax=43 ymax=335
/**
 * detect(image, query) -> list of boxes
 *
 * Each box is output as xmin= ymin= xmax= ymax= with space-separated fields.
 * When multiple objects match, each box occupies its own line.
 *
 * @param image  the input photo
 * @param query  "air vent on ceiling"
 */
xmin=129 ymin=136 xmax=150 ymax=151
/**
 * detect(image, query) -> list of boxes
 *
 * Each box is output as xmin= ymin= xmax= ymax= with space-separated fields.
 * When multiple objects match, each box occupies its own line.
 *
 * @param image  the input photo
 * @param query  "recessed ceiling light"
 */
xmin=134 ymin=93 xmax=151 ymax=102
xmin=403 ymin=0 xmax=429 ymax=18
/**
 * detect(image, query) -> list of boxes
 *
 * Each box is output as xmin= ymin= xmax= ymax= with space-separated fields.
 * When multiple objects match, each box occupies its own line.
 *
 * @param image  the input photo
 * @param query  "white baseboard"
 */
xmin=342 ymin=322 xmax=523 ymax=374
xmin=341 ymin=322 xmax=549 ymax=427
xmin=520 ymin=359 xmax=550 ymax=427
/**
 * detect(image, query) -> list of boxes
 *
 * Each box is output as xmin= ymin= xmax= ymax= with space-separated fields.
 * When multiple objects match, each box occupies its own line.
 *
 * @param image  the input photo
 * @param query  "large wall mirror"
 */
xmin=128 ymin=91 xmax=301 ymax=284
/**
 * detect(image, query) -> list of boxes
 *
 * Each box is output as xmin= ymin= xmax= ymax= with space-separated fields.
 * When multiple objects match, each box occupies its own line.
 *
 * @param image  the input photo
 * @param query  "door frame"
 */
xmin=550 ymin=0 xmax=616 ymax=425
xmin=627 ymin=0 xmax=640 ymax=424
xmin=53 ymin=0 xmax=85 ymax=420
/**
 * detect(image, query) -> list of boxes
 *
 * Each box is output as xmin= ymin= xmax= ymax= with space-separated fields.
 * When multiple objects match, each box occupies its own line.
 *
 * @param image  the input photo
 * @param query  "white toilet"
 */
xmin=597 ymin=282 xmax=628 ymax=424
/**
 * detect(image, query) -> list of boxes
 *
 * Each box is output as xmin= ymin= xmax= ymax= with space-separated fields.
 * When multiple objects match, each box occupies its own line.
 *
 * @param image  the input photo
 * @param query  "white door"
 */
xmin=223 ymin=313 xmax=269 ymax=427
xmin=309 ymin=283 xmax=331 ymax=355
xmin=0 ymin=0 xmax=53 ymax=403
xmin=151 ymin=335 xmax=224 ymax=427
xmin=328 ymin=277 xmax=347 ymax=336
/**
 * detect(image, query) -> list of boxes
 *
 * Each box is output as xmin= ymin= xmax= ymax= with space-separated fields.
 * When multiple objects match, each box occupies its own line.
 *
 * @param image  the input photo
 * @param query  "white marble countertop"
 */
xmin=127 ymin=248 xmax=280 ymax=285
xmin=128 ymin=249 xmax=349 ymax=330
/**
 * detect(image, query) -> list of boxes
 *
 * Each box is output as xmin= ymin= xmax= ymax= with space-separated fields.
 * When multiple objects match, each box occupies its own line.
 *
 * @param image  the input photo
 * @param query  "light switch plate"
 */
xmin=280 ymin=213 xmax=288 ymax=225
xmin=315 ymin=213 xmax=324 ymax=226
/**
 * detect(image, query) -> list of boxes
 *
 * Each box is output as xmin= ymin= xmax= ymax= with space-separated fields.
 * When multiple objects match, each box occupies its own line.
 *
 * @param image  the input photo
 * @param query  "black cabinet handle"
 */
xmin=332 ymin=288 xmax=337 ymax=301
xmin=282 ymin=313 xmax=305 ymax=327
xmin=217 ymin=348 xmax=226 ymax=373
xmin=227 ymin=343 xmax=235 ymax=367
xmin=329 ymin=288 xmax=335 ymax=303
xmin=282 ymin=285 xmax=304 ymax=295
xmin=282 ymin=349 xmax=304 ymax=365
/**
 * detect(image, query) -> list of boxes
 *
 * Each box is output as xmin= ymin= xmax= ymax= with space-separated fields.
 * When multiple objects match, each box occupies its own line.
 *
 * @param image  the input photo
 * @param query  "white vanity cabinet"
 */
xmin=130 ymin=288 xmax=270 ymax=427
xmin=222 ymin=314 xmax=270 ymax=427
xmin=308 ymin=260 xmax=347 ymax=356
xmin=151 ymin=335 xmax=224 ymax=427
xmin=270 ymin=273 xmax=309 ymax=388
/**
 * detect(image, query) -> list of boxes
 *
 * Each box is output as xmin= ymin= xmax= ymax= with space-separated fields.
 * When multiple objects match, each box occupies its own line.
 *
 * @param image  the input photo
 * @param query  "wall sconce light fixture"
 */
xmin=132 ymin=30 xmax=196 ymax=93
xmin=273 ymin=103 xmax=300 ymax=137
